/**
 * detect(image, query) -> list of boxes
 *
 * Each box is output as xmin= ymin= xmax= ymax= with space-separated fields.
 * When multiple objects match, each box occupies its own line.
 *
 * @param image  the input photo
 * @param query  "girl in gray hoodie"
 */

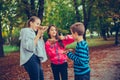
xmin=19 ymin=16 xmax=47 ymax=80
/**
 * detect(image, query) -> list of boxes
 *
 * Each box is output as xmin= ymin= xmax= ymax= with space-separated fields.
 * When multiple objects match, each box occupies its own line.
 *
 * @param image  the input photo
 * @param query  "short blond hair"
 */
xmin=70 ymin=22 xmax=85 ymax=35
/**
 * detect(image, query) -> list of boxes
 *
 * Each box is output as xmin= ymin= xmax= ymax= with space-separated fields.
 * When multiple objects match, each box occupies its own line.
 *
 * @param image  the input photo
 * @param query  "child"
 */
xmin=66 ymin=22 xmax=90 ymax=80
xmin=45 ymin=25 xmax=74 ymax=80
xmin=19 ymin=16 xmax=47 ymax=80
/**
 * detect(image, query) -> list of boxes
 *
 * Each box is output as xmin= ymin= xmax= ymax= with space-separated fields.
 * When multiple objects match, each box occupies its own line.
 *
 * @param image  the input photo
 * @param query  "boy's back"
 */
xmin=67 ymin=40 xmax=90 ymax=77
xmin=67 ymin=22 xmax=90 ymax=80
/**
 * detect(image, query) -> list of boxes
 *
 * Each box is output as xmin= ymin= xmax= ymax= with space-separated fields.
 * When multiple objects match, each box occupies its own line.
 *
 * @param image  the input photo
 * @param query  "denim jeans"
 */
xmin=51 ymin=62 xmax=68 ymax=80
xmin=75 ymin=71 xmax=90 ymax=80
xmin=23 ymin=54 xmax=44 ymax=80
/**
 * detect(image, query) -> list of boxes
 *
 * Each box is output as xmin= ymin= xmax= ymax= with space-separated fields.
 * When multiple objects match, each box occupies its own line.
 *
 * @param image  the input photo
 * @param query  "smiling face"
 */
xmin=30 ymin=19 xmax=41 ymax=31
xmin=48 ymin=26 xmax=57 ymax=38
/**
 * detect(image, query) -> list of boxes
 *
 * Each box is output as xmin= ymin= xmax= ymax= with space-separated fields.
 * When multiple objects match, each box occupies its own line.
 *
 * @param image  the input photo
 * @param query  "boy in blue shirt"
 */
xmin=66 ymin=22 xmax=90 ymax=80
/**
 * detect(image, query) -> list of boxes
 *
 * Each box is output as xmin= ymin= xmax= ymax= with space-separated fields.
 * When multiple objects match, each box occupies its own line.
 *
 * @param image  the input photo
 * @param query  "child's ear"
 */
xmin=75 ymin=32 xmax=78 ymax=35
xmin=30 ymin=21 xmax=33 ymax=26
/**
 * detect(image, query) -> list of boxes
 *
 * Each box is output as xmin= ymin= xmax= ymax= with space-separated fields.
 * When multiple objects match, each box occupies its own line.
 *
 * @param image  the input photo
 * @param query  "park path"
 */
xmin=43 ymin=45 xmax=120 ymax=80
xmin=90 ymin=45 xmax=120 ymax=80
xmin=0 ymin=44 xmax=120 ymax=80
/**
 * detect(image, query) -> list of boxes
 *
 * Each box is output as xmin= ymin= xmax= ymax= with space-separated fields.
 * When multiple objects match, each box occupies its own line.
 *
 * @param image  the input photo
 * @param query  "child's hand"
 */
xmin=38 ymin=26 xmax=48 ymax=32
xmin=37 ymin=26 xmax=48 ymax=37
xmin=59 ymin=33 xmax=65 ymax=40
xmin=59 ymin=35 xmax=64 ymax=40
xmin=42 ymin=26 xmax=48 ymax=32
xmin=63 ymin=50 xmax=69 ymax=54
xmin=48 ymin=39 xmax=57 ymax=45
xmin=37 ymin=29 xmax=43 ymax=38
xmin=66 ymin=49 xmax=75 ymax=53
xmin=63 ymin=49 xmax=75 ymax=54
xmin=68 ymin=49 xmax=74 ymax=52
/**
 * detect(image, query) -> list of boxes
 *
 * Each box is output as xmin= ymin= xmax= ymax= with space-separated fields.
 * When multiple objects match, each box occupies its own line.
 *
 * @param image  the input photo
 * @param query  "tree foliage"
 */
xmin=43 ymin=0 xmax=76 ymax=34
xmin=0 ymin=0 xmax=120 ymax=56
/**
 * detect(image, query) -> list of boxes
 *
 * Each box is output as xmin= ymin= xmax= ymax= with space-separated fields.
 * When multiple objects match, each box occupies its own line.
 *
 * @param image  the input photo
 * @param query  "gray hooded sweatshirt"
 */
xmin=19 ymin=28 xmax=47 ymax=65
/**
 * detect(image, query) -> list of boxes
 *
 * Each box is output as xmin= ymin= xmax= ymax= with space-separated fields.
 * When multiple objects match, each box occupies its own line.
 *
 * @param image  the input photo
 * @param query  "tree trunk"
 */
xmin=101 ymin=28 xmax=107 ymax=40
xmin=73 ymin=0 xmax=81 ymax=22
xmin=30 ymin=0 xmax=36 ymax=16
xmin=82 ymin=0 xmax=94 ymax=40
xmin=38 ymin=0 xmax=44 ymax=22
xmin=114 ymin=22 xmax=119 ymax=45
xmin=99 ymin=16 xmax=107 ymax=40
xmin=82 ymin=0 xmax=87 ymax=40
xmin=22 ymin=0 xmax=31 ymax=19
xmin=115 ymin=28 xmax=119 ymax=45
xmin=0 ymin=15 xmax=4 ymax=57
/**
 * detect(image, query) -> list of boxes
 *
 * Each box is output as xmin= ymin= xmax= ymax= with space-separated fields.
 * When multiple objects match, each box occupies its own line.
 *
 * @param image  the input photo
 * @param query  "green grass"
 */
xmin=87 ymin=38 xmax=114 ymax=47
xmin=3 ymin=37 xmax=115 ymax=54
xmin=66 ymin=37 xmax=114 ymax=49
xmin=3 ymin=45 xmax=20 ymax=54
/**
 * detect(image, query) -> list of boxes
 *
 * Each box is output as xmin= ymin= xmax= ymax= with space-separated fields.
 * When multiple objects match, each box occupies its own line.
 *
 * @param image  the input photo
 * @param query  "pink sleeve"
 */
xmin=45 ymin=41 xmax=52 ymax=57
xmin=62 ymin=35 xmax=74 ymax=47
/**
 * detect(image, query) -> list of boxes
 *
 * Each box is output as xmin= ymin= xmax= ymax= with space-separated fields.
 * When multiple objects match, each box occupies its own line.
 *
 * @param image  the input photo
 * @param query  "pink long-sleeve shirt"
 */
xmin=45 ymin=35 xmax=74 ymax=64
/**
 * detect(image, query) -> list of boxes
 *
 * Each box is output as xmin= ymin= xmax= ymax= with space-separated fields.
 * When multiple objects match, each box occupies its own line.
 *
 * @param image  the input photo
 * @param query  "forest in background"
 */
xmin=0 ymin=0 xmax=120 ymax=57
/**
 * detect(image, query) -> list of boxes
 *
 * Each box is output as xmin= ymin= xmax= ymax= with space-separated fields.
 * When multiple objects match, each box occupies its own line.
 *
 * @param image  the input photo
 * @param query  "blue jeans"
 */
xmin=75 ymin=71 xmax=90 ymax=80
xmin=23 ymin=54 xmax=44 ymax=80
xmin=51 ymin=62 xmax=68 ymax=80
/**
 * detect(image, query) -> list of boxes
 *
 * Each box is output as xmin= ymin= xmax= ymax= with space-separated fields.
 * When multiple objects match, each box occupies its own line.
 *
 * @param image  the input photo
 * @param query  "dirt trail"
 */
xmin=90 ymin=46 xmax=120 ymax=80
xmin=0 ymin=45 xmax=120 ymax=80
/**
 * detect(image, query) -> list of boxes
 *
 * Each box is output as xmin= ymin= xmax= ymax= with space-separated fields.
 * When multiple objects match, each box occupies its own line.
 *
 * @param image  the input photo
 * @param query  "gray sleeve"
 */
xmin=21 ymin=29 xmax=36 ymax=52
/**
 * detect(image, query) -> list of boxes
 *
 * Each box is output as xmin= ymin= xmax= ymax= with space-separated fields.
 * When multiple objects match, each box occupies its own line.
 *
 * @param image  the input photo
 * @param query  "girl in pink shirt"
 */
xmin=45 ymin=25 xmax=74 ymax=80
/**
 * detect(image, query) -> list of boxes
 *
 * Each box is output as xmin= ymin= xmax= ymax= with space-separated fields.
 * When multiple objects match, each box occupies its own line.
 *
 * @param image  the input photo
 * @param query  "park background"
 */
xmin=0 ymin=0 xmax=120 ymax=80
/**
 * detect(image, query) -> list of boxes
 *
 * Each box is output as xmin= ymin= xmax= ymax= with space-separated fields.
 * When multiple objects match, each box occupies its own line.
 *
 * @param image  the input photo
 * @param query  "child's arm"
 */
xmin=45 ymin=40 xmax=56 ymax=58
xmin=62 ymin=35 xmax=74 ymax=46
xmin=20 ymin=29 xmax=36 ymax=52
xmin=67 ymin=52 xmax=85 ymax=65
xmin=67 ymin=44 xmax=89 ymax=65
